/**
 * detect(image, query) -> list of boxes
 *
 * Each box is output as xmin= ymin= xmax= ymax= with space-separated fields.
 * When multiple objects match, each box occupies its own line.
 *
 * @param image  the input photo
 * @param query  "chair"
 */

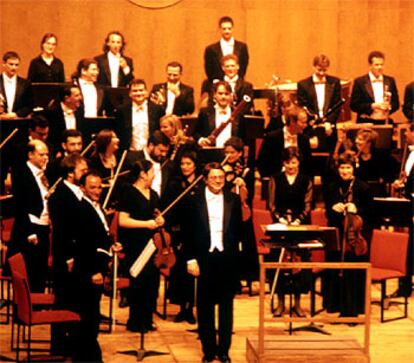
xmin=0 ymin=217 xmax=14 ymax=325
xmin=11 ymin=271 xmax=80 ymax=362
xmin=8 ymin=253 xmax=55 ymax=350
xmin=370 ymin=229 xmax=409 ymax=323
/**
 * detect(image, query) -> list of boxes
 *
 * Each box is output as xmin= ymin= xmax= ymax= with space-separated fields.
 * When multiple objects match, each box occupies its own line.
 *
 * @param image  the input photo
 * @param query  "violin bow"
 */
xmin=0 ymin=128 xmax=19 ymax=151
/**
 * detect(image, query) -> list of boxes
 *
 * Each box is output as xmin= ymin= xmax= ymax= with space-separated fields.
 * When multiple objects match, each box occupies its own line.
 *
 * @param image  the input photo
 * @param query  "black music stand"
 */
xmin=105 ymin=86 xmax=129 ymax=112
xmin=79 ymin=117 xmax=116 ymax=145
xmin=197 ymin=147 xmax=225 ymax=167
xmin=243 ymin=115 xmax=264 ymax=167
xmin=346 ymin=124 xmax=393 ymax=150
xmin=372 ymin=197 xmax=411 ymax=228
xmin=31 ymin=82 xmax=72 ymax=108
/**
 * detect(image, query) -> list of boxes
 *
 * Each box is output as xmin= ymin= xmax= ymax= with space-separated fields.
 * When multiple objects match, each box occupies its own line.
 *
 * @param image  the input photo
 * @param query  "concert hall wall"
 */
xmin=1 ymin=0 xmax=413 ymax=120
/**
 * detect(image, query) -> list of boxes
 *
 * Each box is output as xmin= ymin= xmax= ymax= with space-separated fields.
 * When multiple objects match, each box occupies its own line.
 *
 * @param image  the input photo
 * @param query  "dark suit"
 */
xmin=73 ymin=77 xmax=106 ymax=117
xmin=94 ymin=53 xmax=134 ymax=87
xmin=115 ymin=101 xmax=165 ymax=150
xmin=195 ymin=106 xmax=244 ymax=144
xmin=204 ymin=40 xmax=249 ymax=81
xmin=350 ymin=74 xmax=399 ymax=123
xmin=150 ymin=82 xmax=195 ymax=116
xmin=256 ymin=129 xmax=312 ymax=178
xmin=185 ymin=186 xmax=242 ymax=360
xmin=0 ymin=74 xmax=32 ymax=117
xmin=403 ymin=81 xmax=414 ymax=122
xmin=7 ymin=163 xmax=50 ymax=292
xmin=44 ymin=102 xmax=84 ymax=150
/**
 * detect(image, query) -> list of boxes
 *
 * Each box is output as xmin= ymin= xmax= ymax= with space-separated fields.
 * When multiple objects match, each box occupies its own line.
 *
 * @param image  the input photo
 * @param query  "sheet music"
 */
xmin=129 ymin=239 xmax=157 ymax=278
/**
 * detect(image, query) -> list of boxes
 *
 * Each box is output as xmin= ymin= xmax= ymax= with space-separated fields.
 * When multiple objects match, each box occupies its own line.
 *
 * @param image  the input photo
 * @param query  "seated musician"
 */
xmin=150 ymin=61 xmax=195 ymax=116
xmin=195 ymin=80 xmax=245 ymax=148
xmin=324 ymin=151 xmax=372 ymax=320
xmin=350 ymin=50 xmax=399 ymax=124
xmin=267 ymin=147 xmax=313 ymax=317
xmin=27 ymin=33 xmax=65 ymax=83
xmin=297 ymin=54 xmax=342 ymax=152
xmin=0 ymin=51 xmax=32 ymax=119
xmin=403 ymin=81 xmax=414 ymax=122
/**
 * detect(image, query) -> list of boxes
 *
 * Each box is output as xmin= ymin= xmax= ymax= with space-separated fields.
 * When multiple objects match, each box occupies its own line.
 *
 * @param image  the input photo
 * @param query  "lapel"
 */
xmin=14 ymin=77 xmax=25 ymax=110
xmin=324 ymin=79 xmax=334 ymax=113
xmin=234 ymin=41 xmax=241 ymax=57
xmin=0 ymin=76 xmax=7 ymax=110
xmin=200 ymin=188 xmax=211 ymax=240
xmin=308 ymin=79 xmax=318 ymax=110
xmin=214 ymin=42 xmax=223 ymax=60
xmin=96 ymin=85 xmax=103 ymax=110
xmin=223 ymin=191 xmax=232 ymax=236
xmin=102 ymin=55 xmax=111 ymax=85
xmin=208 ymin=109 xmax=216 ymax=133
xmin=363 ymin=75 xmax=375 ymax=101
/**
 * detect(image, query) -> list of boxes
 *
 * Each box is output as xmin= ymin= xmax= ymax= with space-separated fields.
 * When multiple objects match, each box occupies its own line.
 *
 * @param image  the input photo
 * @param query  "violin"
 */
xmin=153 ymin=209 xmax=176 ymax=270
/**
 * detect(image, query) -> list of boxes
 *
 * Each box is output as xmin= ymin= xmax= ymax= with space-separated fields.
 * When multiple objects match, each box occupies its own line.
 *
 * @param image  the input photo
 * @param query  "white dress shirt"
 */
xmin=26 ymin=161 xmax=49 ymax=226
xmin=79 ymin=78 xmax=98 ymax=117
xmin=205 ymin=187 xmax=224 ymax=252
xmin=144 ymin=147 xmax=162 ymax=197
xmin=214 ymin=105 xmax=232 ymax=147
xmin=405 ymin=147 xmax=414 ymax=176
xmin=369 ymin=72 xmax=384 ymax=103
xmin=220 ymin=37 xmax=235 ymax=56
xmin=312 ymin=74 xmax=326 ymax=118
xmin=131 ymin=101 xmax=149 ymax=151
xmin=107 ymin=51 xmax=120 ymax=88
xmin=283 ymin=126 xmax=298 ymax=148
xmin=224 ymin=74 xmax=238 ymax=94
xmin=2 ymin=72 xmax=17 ymax=113
xmin=61 ymin=102 xmax=77 ymax=130
xmin=166 ymin=82 xmax=179 ymax=115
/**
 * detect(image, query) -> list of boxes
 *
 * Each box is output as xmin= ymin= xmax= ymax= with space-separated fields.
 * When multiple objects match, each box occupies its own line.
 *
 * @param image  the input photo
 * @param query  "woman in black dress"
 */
xmin=267 ymin=147 xmax=313 ymax=316
xmin=117 ymin=159 xmax=165 ymax=332
xmin=323 ymin=151 xmax=371 ymax=320
xmin=28 ymin=33 xmax=65 ymax=83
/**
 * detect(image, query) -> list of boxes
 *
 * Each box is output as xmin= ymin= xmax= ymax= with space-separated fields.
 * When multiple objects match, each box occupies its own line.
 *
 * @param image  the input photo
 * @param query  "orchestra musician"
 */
xmin=403 ymin=81 xmax=414 ymax=122
xmin=297 ymin=54 xmax=342 ymax=152
xmin=324 ymin=151 xmax=372 ymax=321
xmin=186 ymin=162 xmax=242 ymax=363
xmin=115 ymin=79 xmax=165 ymax=151
xmin=350 ymin=50 xmax=399 ymax=124
xmin=204 ymin=16 xmax=249 ymax=82
xmin=117 ymin=159 xmax=165 ymax=333
xmin=196 ymin=81 xmax=245 ymax=148
xmin=267 ymin=147 xmax=313 ymax=317
xmin=150 ymin=61 xmax=195 ymax=116
xmin=94 ymin=31 xmax=134 ymax=88
xmin=27 ymin=33 xmax=65 ymax=83
xmin=0 ymin=51 xmax=32 ymax=119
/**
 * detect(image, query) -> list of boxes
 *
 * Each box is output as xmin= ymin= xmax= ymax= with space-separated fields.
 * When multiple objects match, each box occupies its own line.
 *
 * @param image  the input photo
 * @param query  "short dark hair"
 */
xmin=40 ymin=33 xmax=57 ymax=50
xmin=61 ymin=129 xmax=82 ymax=144
xmin=94 ymin=129 xmax=117 ymax=155
xmin=76 ymin=58 xmax=98 ymax=77
xmin=103 ymin=31 xmax=126 ymax=53
xmin=220 ymin=54 xmax=239 ymax=66
xmin=368 ymin=50 xmax=385 ymax=64
xmin=166 ymin=61 xmax=183 ymax=72
xmin=3 ymin=51 xmax=20 ymax=62
xmin=79 ymin=170 xmax=101 ymax=187
xmin=282 ymin=147 xmax=302 ymax=163
xmin=129 ymin=159 xmax=153 ymax=182
xmin=148 ymin=130 xmax=170 ymax=147
xmin=219 ymin=16 xmax=234 ymax=26
xmin=213 ymin=80 xmax=232 ymax=94
xmin=60 ymin=153 xmax=87 ymax=179
xmin=224 ymin=136 xmax=244 ymax=152
xmin=337 ymin=150 xmax=357 ymax=168
xmin=203 ymin=162 xmax=224 ymax=178
xmin=129 ymin=78 xmax=147 ymax=89
xmin=30 ymin=115 xmax=49 ymax=130
xmin=313 ymin=54 xmax=330 ymax=67
xmin=59 ymin=84 xmax=80 ymax=102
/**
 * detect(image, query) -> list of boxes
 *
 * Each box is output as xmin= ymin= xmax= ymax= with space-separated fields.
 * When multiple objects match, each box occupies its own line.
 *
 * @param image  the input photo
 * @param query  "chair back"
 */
xmin=8 ymin=253 xmax=28 ymax=280
xmin=370 ymin=229 xmax=409 ymax=274
xmin=310 ymin=208 xmax=328 ymax=226
xmin=11 ymin=271 xmax=32 ymax=324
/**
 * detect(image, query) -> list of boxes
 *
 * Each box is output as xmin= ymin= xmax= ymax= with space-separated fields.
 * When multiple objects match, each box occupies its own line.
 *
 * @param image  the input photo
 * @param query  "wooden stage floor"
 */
xmin=0 ymin=280 xmax=413 ymax=363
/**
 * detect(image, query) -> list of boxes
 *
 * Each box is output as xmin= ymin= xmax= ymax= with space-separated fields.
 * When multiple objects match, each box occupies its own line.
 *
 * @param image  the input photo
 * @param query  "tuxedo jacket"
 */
xmin=44 ymin=101 xmax=85 ymax=150
xmin=150 ymin=82 xmax=195 ymax=116
xmin=204 ymin=40 xmax=249 ymax=81
xmin=256 ymin=129 xmax=312 ymax=178
xmin=115 ymin=101 xmax=165 ymax=150
xmin=350 ymin=74 xmax=399 ymax=123
xmin=184 ymin=186 xmax=242 ymax=292
xmin=0 ymin=75 xmax=32 ymax=117
xmin=403 ymin=81 xmax=414 ymax=121
xmin=73 ymin=77 xmax=106 ymax=117
xmin=94 ymin=53 xmax=134 ymax=87
xmin=195 ymin=106 xmax=244 ymax=144
xmin=9 ymin=163 xmax=47 ymax=252
xmin=297 ymin=75 xmax=342 ymax=124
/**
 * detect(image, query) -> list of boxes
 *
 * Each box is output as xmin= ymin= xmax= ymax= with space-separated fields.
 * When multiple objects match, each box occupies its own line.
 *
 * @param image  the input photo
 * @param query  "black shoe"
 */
xmin=292 ymin=305 xmax=306 ymax=317
xmin=146 ymin=323 xmax=157 ymax=332
xmin=185 ymin=309 xmax=196 ymax=324
xmin=273 ymin=304 xmax=284 ymax=317
xmin=119 ymin=296 xmax=129 ymax=308
xmin=174 ymin=310 xmax=187 ymax=323
xmin=202 ymin=355 xmax=215 ymax=363
xmin=218 ymin=355 xmax=231 ymax=363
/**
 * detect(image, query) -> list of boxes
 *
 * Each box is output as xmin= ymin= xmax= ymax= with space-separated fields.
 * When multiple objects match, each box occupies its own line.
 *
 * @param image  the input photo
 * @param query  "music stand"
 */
xmin=197 ymin=147 xmax=224 ymax=167
xmin=104 ymin=86 xmax=129 ymax=111
xmin=79 ymin=117 xmax=116 ymax=145
xmin=243 ymin=115 xmax=264 ymax=167
xmin=346 ymin=124 xmax=393 ymax=150
xmin=31 ymin=82 xmax=72 ymax=108
xmin=372 ymin=197 xmax=411 ymax=228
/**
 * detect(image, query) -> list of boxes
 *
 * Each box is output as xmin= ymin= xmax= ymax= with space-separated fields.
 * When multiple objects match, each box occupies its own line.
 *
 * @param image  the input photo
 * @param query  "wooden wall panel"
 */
xmin=0 ymin=0 xmax=413 ymax=119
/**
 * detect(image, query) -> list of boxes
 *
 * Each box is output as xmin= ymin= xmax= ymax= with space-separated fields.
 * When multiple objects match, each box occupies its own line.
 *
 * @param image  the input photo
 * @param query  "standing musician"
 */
xmin=115 ymin=79 xmax=165 ymax=151
xmin=117 ymin=159 xmax=165 ymax=333
xmin=186 ymin=162 xmax=242 ymax=363
xmin=94 ymin=31 xmax=134 ymax=88
xmin=267 ymin=148 xmax=313 ymax=317
xmin=324 ymin=151 xmax=372 ymax=321
xmin=0 ymin=51 xmax=32 ymax=119
xmin=150 ymin=61 xmax=195 ymax=116
xmin=297 ymin=54 xmax=342 ymax=152
xmin=350 ymin=50 xmax=399 ymax=124
xmin=48 ymin=153 xmax=88 ymax=356
xmin=403 ymin=81 xmax=414 ymax=122
xmin=6 ymin=139 xmax=50 ymax=292
xmin=196 ymin=81 xmax=245 ymax=148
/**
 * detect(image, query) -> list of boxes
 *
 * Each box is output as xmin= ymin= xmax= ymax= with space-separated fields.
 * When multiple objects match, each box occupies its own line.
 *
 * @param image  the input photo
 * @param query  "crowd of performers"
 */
xmin=1 ymin=17 xmax=414 ymax=363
